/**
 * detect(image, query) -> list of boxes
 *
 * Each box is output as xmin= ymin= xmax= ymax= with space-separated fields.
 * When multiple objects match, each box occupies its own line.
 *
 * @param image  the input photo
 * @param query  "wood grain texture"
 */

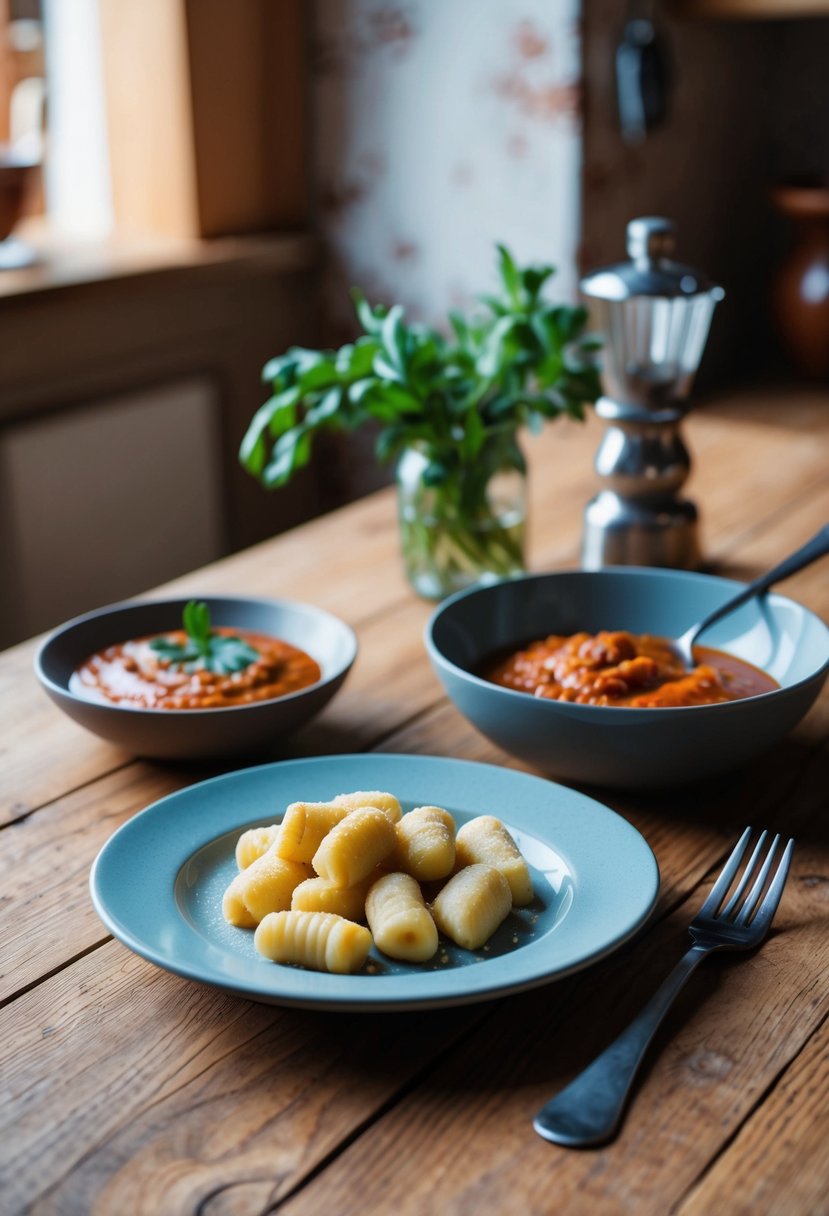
xmin=276 ymin=833 xmax=829 ymax=1216
xmin=0 ymin=943 xmax=482 ymax=1215
xmin=1 ymin=388 xmax=828 ymax=1215
xmin=0 ymin=637 xmax=130 ymax=828
xmin=678 ymin=1017 xmax=829 ymax=1216
xmin=0 ymin=764 xmax=191 ymax=1003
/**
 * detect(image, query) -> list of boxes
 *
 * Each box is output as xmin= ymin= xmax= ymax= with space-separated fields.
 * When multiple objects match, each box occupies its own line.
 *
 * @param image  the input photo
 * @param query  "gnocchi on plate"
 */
xmin=221 ymin=791 xmax=534 ymax=974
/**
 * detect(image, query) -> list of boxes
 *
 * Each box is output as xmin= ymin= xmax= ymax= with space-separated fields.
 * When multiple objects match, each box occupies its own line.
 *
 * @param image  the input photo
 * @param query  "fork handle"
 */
xmin=533 ymin=943 xmax=710 ymax=1147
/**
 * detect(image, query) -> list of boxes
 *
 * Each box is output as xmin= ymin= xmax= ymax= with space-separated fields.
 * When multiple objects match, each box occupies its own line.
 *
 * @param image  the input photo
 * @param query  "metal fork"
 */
xmin=533 ymin=827 xmax=794 ymax=1147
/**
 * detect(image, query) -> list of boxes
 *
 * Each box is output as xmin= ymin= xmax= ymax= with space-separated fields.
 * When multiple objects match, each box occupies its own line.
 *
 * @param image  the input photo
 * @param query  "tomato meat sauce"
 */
xmin=482 ymin=630 xmax=777 ymax=708
xmin=70 ymin=629 xmax=321 ymax=710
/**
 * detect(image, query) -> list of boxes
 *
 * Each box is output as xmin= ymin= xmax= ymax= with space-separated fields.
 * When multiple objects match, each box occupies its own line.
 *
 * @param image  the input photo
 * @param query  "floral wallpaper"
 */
xmin=311 ymin=0 xmax=583 ymax=338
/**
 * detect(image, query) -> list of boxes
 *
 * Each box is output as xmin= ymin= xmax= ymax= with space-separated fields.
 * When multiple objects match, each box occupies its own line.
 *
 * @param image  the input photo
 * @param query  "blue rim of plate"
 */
xmin=89 ymin=754 xmax=660 ymax=1011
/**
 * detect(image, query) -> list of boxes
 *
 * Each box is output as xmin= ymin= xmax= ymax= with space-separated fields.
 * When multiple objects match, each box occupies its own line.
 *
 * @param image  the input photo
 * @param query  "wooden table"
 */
xmin=2 ymin=389 xmax=827 ymax=1216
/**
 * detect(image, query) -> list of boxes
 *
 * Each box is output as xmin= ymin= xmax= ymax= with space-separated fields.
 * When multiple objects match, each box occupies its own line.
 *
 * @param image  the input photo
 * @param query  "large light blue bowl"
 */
xmin=425 ymin=568 xmax=829 ymax=789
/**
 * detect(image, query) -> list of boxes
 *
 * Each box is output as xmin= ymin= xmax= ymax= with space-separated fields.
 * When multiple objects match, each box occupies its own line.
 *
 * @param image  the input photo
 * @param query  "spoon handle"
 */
xmin=694 ymin=523 xmax=829 ymax=644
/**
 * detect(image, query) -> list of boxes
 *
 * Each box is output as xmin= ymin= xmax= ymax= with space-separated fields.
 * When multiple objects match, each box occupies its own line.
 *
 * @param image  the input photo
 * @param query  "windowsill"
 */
xmin=0 ymin=218 xmax=318 ymax=302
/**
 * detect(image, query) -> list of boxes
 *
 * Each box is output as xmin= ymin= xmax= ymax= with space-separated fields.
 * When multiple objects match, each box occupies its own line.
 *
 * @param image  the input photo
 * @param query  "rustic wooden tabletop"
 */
xmin=1 ymin=388 xmax=827 ymax=1216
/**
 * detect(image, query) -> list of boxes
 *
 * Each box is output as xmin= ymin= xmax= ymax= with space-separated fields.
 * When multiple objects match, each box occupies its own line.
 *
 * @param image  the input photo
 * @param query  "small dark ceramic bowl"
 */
xmin=425 ymin=569 xmax=829 ymax=789
xmin=35 ymin=596 xmax=357 ymax=760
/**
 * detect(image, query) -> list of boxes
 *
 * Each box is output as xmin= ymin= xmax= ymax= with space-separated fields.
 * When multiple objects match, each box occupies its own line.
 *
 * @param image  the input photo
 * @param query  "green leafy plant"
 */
xmin=241 ymin=245 xmax=600 ymax=486
xmin=240 ymin=245 xmax=601 ymax=595
xmin=150 ymin=601 xmax=259 ymax=675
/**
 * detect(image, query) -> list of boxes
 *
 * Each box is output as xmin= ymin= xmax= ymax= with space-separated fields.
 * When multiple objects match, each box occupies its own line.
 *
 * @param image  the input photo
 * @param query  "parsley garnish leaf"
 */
xmin=150 ymin=601 xmax=259 ymax=674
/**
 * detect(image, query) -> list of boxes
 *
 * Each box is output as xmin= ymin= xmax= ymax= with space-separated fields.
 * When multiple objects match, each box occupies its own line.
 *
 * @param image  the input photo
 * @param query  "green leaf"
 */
xmin=461 ymin=407 xmax=485 ymax=459
xmin=548 ymin=304 xmax=588 ymax=343
xmin=381 ymin=305 xmax=408 ymax=374
xmin=346 ymin=376 xmax=376 ymax=403
xmin=150 ymin=638 xmax=202 ymax=664
xmin=290 ymin=347 xmax=333 ymax=373
xmin=501 ymin=435 xmax=527 ymax=475
xmin=375 ymin=425 xmax=406 ymax=463
xmin=448 ymin=310 xmax=470 ymax=346
xmin=496 ymin=244 xmax=521 ymax=305
xmin=262 ymin=426 xmax=309 ymax=487
xmin=534 ymin=350 xmax=564 ymax=388
xmin=262 ymin=352 xmax=296 ymax=384
xmin=268 ymin=387 xmax=302 ymax=435
xmin=521 ymin=264 xmax=555 ymax=302
xmin=422 ymin=461 xmax=448 ymax=487
xmin=304 ymin=387 xmax=342 ymax=426
xmin=364 ymin=397 xmax=416 ymax=423
xmin=296 ymin=359 xmax=339 ymax=393
xmin=293 ymin=429 xmax=313 ymax=469
xmin=206 ymin=637 xmax=260 ymax=675
xmin=238 ymin=385 xmax=304 ymax=474
xmin=477 ymin=315 xmax=522 ymax=378
xmin=184 ymin=600 xmax=211 ymax=645
xmin=337 ymin=335 xmax=380 ymax=378
xmin=149 ymin=602 xmax=260 ymax=674
xmin=351 ymin=287 xmax=388 ymax=335
xmin=372 ymin=353 xmax=406 ymax=384
xmin=478 ymin=293 xmax=510 ymax=318
xmin=239 ymin=429 xmax=268 ymax=477
xmin=370 ymin=381 xmax=421 ymax=412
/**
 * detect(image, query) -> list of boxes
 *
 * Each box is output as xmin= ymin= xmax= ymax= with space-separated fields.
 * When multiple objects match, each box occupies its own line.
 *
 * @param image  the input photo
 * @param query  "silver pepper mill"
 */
xmin=580 ymin=217 xmax=724 ymax=570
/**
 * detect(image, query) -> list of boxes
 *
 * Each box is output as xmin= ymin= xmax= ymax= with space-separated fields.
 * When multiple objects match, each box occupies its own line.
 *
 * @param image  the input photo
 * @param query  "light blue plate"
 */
xmin=90 ymin=754 xmax=659 ymax=1011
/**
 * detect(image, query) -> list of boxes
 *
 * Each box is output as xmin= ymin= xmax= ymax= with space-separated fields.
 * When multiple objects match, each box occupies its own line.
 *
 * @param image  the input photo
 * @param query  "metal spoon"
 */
xmin=674 ymin=522 xmax=829 ymax=668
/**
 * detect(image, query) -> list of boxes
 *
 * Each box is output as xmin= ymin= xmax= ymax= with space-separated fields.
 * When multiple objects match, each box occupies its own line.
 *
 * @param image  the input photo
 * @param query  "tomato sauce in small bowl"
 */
xmin=70 ymin=629 xmax=321 ymax=711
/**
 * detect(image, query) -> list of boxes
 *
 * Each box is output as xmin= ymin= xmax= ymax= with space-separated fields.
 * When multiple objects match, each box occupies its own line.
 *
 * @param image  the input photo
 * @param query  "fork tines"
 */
xmin=700 ymin=827 xmax=795 ymax=930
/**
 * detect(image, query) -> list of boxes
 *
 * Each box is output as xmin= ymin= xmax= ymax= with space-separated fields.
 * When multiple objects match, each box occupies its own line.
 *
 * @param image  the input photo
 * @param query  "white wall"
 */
xmin=312 ymin=0 xmax=583 ymax=333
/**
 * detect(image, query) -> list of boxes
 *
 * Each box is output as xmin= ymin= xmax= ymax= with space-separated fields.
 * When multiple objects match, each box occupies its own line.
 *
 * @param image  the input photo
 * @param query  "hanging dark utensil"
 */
xmin=616 ymin=1 xmax=670 ymax=145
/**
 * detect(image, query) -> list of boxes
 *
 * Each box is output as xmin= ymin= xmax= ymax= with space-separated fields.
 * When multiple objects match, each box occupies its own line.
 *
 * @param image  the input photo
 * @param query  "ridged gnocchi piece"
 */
xmin=235 ymin=824 xmax=280 ymax=870
xmin=255 ymin=910 xmax=372 ymax=974
xmin=455 ymin=815 xmax=533 ymax=907
xmin=276 ymin=802 xmax=351 ymax=863
xmin=431 ymin=863 xmax=512 ymax=950
xmin=366 ymin=872 xmax=438 ymax=962
xmin=394 ymin=805 xmax=456 ymax=882
xmin=234 ymin=850 xmax=309 ymax=924
xmin=313 ymin=807 xmax=397 ymax=888
xmin=291 ymin=872 xmax=376 ymax=922
xmin=332 ymin=790 xmax=403 ymax=823
xmin=222 ymin=872 xmax=258 ymax=928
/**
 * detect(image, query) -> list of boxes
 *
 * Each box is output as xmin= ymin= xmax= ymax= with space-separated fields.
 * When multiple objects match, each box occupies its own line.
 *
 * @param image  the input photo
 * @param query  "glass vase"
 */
xmin=396 ymin=433 xmax=527 ymax=600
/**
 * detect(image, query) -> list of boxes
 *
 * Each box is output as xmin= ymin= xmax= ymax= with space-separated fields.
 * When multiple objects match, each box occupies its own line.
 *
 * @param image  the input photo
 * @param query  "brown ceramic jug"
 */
xmin=771 ymin=182 xmax=829 ymax=381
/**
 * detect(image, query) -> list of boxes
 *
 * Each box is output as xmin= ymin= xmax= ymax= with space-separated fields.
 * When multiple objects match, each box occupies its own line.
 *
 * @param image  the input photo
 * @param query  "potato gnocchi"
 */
xmin=221 ymin=792 xmax=534 ymax=975
xmin=365 ymin=872 xmax=439 ymax=962
xmin=455 ymin=815 xmax=533 ymax=907
xmin=255 ymin=910 xmax=372 ymax=974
